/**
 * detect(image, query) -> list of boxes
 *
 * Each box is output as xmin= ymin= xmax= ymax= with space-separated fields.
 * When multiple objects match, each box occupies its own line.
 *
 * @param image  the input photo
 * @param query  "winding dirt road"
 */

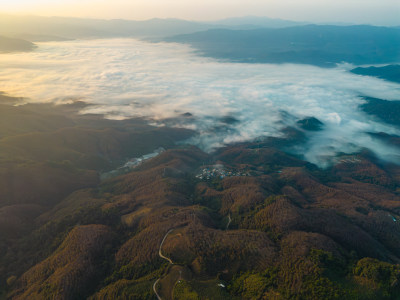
xmin=153 ymin=278 xmax=162 ymax=300
xmin=153 ymin=229 xmax=174 ymax=300
xmin=226 ymin=214 xmax=232 ymax=230
xmin=159 ymin=229 xmax=174 ymax=264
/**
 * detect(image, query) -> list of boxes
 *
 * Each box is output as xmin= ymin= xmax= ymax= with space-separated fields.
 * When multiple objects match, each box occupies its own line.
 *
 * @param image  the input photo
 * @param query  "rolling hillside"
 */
xmin=1 ymin=94 xmax=400 ymax=299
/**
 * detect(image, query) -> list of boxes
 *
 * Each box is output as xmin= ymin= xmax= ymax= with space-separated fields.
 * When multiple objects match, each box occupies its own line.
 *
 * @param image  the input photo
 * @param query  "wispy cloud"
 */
xmin=0 ymin=38 xmax=399 ymax=166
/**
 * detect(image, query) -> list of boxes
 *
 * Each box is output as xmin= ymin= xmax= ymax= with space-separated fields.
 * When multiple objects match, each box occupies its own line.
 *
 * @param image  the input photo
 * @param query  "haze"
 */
xmin=1 ymin=39 xmax=399 ymax=167
xmin=1 ymin=0 xmax=399 ymax=26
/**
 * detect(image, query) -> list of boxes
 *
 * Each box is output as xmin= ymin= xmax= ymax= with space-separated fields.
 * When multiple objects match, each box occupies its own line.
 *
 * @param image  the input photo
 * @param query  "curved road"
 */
xmin=226 ymin=214 xmax=231 ymax=230
xmin=153 ymin=278 xmax=162 ymax=300
xmin=153 ymin=229 xmax=174 ymax=300
xmin=159 ymin=229 xmax=174 ymax=264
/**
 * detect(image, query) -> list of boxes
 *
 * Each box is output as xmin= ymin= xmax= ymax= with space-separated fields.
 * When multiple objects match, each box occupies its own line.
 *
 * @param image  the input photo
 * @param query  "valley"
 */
xmin=0 ymin=12 xmax=399 ymax=299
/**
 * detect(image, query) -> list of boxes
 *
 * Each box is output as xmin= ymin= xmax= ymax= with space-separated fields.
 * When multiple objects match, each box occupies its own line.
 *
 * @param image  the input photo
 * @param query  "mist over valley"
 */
xmin=1 ymin=38 xmax=400 ymax=166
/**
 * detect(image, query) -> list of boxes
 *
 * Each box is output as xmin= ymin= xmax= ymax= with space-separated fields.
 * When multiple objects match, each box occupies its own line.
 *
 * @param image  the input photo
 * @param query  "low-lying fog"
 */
xmin=0 ymin=38 xmax=399 ymax=166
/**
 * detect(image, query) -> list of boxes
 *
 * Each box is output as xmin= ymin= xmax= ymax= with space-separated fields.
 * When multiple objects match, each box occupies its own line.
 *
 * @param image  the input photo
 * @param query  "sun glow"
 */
xmin=0 ymin=0 xmax=398 ymax=25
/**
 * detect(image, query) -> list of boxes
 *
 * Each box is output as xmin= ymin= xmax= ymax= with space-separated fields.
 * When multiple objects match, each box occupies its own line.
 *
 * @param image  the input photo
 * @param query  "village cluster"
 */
xmin=195 ymin=165 xmax=250 ymax=180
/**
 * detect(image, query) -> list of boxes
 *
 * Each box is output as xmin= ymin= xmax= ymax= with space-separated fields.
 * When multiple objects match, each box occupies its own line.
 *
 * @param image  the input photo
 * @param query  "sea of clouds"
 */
xmin=0 ymin=38 xmax=399 ymax=166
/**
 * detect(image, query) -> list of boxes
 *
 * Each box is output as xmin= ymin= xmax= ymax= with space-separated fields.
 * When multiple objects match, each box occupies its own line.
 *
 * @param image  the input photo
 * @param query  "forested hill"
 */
xmin=0 ymin=36 xmax=36 ymax=53
xmin=351 ymin=64 xmax=400 ymax=83
xmin=166 ymin=25 xmax=400 ymax=67
xmin=1 ymin=96 xmax=400 ymax=299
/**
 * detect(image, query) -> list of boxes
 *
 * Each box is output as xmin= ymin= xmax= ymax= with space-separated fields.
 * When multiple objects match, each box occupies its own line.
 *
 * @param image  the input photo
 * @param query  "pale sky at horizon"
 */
xmin=0 ymin=0 xmax=399 ymax=25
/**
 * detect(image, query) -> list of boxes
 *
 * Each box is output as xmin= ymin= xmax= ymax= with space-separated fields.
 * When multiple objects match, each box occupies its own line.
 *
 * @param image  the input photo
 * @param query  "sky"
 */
xmin=0 ymin=0 xmax=399 ymax=25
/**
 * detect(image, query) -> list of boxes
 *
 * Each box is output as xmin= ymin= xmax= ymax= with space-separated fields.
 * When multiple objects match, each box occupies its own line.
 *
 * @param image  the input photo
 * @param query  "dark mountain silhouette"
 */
xmin=0 ymin=35 xmax=36 ymax=52
xmin=361 ymin=97 xmax=400 ymax=127
xmin=351 ymin=64 xmax=400 ymax=83
xmin=166 ymin=25 xmax=400 ymax=67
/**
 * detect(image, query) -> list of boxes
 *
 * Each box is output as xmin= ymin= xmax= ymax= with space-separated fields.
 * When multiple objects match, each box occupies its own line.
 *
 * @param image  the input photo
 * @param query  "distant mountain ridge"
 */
xmin=1 ymin=15 xmax=295 ymax=40
xmin=1 ymin=14 xmax=397 ymax=42
xmin=0 ymin=14 xmax=217 ymax=40
xmin=166 ymin=25 xmax=400 ymax=67
xmin=211 ymin=15 xmax=310 ymax=29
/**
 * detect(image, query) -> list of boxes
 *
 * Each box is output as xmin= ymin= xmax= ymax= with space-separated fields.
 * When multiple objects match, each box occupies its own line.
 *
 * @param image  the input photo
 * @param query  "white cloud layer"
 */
xmin=0 ymin=38 xmax=400 ymax=166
